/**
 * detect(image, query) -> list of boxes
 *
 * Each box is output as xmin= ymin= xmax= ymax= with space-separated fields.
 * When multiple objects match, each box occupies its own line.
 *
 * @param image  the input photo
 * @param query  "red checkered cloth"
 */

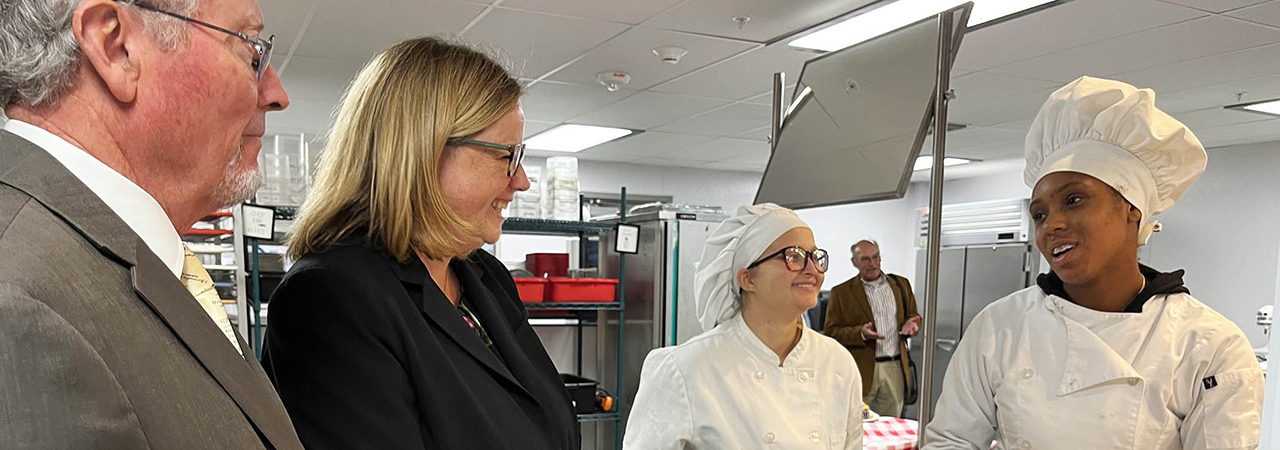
xmin=863 ymin=417 xmax=918 ymax=450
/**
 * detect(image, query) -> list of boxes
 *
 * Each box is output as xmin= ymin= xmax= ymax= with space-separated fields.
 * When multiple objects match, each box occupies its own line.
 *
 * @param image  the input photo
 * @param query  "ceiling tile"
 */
xmin=922 ymin=126 xmax=1026 ymax=153
xmin=573 ymin=92 xmax=731 ymax=129
xmin=1163 ymin=73 xmax=1280 ymax=106
xmin=521 ymin=82 xmax=632 ymax=122
xmin=664 ymin=137 xmax=770 ymax=162
xmin=546 ymin=27 xmax=756 ymax=91
xmin=1228 ymin=0 xmax=1280 ymax=27
xmin=276 ymin=56 xmax=364 ymax=103
xmin=1157 ymin=0 xmax=1270 ymax=13
xmin=574 ymin=131 xmax=718 ymax=161
xmin=1194 ymin=118 xmax=1280 ymax=147
xmin=991 ymin=119 xmax=1034 ymax=134
xmin=524 ymin=121 xmax=558 ymax=138
xmin=1170 ymin=108 xmax=1276 ymax=131
xmin=644 ymin=0 xmax=878 ymax=42
xmin=735 ymin=125 xmax=773 ymax=141
xmin=947 ymin=72 xmax=1063 ymax=116
xmin=706 ymin=161 xmax=767 ymax=172
xmin=260 ymin=0 xmax=318 ymax=61
xmin=497 ymin=0 xmax=683 ymax=24
xmin=742 ymin=83 xmax=799 ymax=105
xmin=653 ymin=45 xmax=813 ymax=101
xmin=655 ymin=103 xmax=773 ymax=136
xmin=991 ymin=16 xmax=1280 ymax=83
xmin=1112 ymin=44 xmax=1280 ymax=94
xmin=293 ymin=0 xmax=485 ymax=63
xmin=953 ymin=0 xmax=1206 ymax=73
xmin=950 ymin=88 xmax=1057 ymax=127
xmin=463 ymin=8 xmax=630 ymax=78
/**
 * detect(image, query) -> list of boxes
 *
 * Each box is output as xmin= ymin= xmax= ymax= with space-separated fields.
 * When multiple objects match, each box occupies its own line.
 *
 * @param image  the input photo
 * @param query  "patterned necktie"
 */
xmin=181 ymin=245 xmax=243 ymax=355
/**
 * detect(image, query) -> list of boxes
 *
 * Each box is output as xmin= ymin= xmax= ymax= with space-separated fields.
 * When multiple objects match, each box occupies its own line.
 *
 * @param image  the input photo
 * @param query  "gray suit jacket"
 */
xmin=0 ymin=130 xmax=302 ymax=449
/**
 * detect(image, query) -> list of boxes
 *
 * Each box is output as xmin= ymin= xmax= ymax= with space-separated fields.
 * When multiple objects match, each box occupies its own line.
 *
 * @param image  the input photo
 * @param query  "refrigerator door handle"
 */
xmin=935 ymin=338 xmax=958 ymax=352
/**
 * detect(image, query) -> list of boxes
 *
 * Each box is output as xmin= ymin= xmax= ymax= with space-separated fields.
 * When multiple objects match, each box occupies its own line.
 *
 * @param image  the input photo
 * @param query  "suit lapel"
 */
xmin=849 ymin=278 xmax=875 ymax=321
xmin=132 ymin=239 xmax=299 ymax=449
xmin=407 ymin=257 xmax=525 ymax=391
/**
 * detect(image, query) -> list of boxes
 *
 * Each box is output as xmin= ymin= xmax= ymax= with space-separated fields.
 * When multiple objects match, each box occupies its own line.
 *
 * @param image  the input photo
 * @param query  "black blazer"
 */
xmin=261 ymin=234 xmax=579 ymax=449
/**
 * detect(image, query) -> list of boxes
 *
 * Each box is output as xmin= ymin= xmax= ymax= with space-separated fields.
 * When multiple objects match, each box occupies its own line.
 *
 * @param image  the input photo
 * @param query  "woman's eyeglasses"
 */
xmin=447 ymin=138 xmax=526 ymax=177
xmin=747 ymin=246 xmax=829 ymax=273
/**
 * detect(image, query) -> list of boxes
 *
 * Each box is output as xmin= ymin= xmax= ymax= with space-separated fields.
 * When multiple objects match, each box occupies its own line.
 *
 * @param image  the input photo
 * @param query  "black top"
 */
xmin=261 ymin=233 xmax=579 ymax=449
xmin=1037 ymin=264 xmax=1190 ymax=313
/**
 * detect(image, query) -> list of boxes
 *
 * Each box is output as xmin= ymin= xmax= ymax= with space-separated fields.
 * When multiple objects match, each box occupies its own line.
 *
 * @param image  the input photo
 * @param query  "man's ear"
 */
xmin=73 ymin=0 xmax=143 ymax=103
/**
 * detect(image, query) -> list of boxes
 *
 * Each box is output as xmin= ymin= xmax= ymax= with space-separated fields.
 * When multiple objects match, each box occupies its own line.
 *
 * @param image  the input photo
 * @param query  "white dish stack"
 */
xmin=546 ymin=157 xmax=580 ymax=221
xmin=510 ymin=165 xmax=543 ymax=219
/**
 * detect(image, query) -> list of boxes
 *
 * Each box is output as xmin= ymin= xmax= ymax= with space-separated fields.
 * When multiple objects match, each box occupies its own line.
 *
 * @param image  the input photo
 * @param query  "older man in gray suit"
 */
xmin=0 ymin=0 xmax=301 ymax=448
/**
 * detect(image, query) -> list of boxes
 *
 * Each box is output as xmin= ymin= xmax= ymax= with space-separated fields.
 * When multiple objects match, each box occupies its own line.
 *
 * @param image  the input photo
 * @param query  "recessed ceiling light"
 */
xmin=789 ymin=0 xmax=1054 ymax=52
xmin=1230 ymin=99 xmax=1280 ymax=117
xmin=914 ymin=156 xmax=973 ymax=171
xmin=525 ymin=124 xmax=635 ymax=153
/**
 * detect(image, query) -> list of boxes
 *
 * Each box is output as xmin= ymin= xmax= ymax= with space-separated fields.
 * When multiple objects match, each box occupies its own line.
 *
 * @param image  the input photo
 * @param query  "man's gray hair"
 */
xmin=1 ymin=0 xmax=199 ymax=108
xmin=851 ymin=239 xmax=879 ymax=258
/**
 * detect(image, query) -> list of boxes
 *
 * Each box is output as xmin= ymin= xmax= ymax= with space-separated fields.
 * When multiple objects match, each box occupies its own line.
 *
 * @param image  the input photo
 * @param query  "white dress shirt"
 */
xmin=863 ymin=275 xmax=900 ymax=358
xmin=3 ymin=119 xmax=184 ymax=278
xmin=624 ymin=313 xmax=864 ymax=449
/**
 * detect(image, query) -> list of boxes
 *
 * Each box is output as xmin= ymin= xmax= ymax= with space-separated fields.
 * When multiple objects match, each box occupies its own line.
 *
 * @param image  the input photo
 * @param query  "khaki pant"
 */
xmin=867 ymin=360 xmax=905 ymax=418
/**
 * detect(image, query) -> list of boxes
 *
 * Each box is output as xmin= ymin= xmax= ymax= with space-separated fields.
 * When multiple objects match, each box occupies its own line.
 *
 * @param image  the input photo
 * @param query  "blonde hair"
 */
xmin=287 ymin=36 xmax=522 ymax=262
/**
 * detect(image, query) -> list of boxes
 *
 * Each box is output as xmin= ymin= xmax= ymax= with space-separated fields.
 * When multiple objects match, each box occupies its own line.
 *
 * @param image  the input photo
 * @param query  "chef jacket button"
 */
xmin=810 ymin=432 xmax=820 ymax=443
xmin=764 ymin=432 xmax=776 ymax=444
xmin=755 ymin=371 xmax=765 ymax=382
xmin=1129 ymin=378 xmax=1139 ymax=386
xmin=1021 ymin=368 xmax=1034 ymax=379
xmin=799 ymin=372 xmax=810 ymax=383
xmin=1019 ymin=439 xmax=1032 ymax=449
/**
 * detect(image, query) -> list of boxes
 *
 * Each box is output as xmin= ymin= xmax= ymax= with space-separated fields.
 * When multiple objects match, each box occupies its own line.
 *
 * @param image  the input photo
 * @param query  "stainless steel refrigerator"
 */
xmin=902 ymin=198 xmax=1046 ymax=421
xmin=595 ymin=206 xmax=725 ymax=446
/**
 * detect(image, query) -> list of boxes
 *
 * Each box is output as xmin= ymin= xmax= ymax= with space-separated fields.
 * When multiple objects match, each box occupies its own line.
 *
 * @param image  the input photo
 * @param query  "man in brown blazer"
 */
xmin=0 ymin=0 xmax=301 ymax=447
xmin=823 ymin=240 xmax=920 ymax=418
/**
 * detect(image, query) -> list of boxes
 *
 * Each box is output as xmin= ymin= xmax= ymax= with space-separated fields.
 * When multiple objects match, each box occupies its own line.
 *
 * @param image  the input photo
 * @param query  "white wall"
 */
xmin=1143 ymin=140 xmax=1280 ymax=348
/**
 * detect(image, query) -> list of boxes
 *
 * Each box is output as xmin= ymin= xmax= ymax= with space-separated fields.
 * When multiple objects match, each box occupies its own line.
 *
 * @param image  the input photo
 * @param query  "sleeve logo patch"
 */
xmin=1202 ymin=376 xmax=1218 ymax=390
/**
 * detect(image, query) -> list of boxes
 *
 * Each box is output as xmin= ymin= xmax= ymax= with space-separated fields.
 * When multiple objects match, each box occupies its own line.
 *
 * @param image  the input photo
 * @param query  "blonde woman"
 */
xmin=261 ymin=37 xmax=578 ymax=449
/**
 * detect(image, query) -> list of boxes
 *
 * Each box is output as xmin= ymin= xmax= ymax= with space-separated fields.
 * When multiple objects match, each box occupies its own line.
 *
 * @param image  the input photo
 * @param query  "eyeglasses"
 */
xmin=115 ymin=0 xmax=274 ymax=81
xmin=447 ymin=138 xmax=527 ymax=177
xmin=748 ymin=246 xmax=829 ymax=273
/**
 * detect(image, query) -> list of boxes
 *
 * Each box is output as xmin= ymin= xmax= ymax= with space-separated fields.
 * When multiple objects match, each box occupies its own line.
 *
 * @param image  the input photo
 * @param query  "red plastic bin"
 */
xmin=526 ymin=253 xmax=569 ymax=278
xmin=547 ymin=277 xmax=619 ymax=303
xmin=513 ymin=278 xmax=549 ymax=303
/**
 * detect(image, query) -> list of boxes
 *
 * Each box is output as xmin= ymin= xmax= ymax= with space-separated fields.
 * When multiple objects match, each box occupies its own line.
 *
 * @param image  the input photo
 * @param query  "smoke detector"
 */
xmin=597 ymin=71 xmax=631 ymax=92
xmin=653 ymin=46 xmax=689 ymax=64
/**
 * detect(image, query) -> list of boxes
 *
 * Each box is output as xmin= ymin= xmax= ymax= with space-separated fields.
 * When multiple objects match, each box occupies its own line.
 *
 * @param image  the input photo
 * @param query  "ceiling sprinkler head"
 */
xmin=597 ymin=71 xmax=632 ymax=92
xmin=653 ymin=46 xmax=689 ymax=64
xmin=732 ymin=16 xmax=750 ymax=29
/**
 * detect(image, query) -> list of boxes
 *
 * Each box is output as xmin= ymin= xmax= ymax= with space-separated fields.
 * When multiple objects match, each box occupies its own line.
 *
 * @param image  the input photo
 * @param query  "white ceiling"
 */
xmin=264 ymin=0 xmax=1280 ymax=174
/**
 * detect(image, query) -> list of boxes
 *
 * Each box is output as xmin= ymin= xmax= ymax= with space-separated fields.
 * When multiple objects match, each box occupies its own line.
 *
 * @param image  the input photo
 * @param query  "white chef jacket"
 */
xmin=623 ymin=313 xmax=864 ymax=449
xmin=923 ymin=286 xmax=1264 ymax=450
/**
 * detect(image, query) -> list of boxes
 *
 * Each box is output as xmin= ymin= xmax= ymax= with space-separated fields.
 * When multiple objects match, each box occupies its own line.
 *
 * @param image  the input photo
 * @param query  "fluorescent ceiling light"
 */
xmin=1240 ymin=100 xmax=1280 ymax=117
xmin=790 ymin=0 xmax=1054 ymax=52
xmin=914 ymin=156 xmax=972 ymax=171
xmin=525 ymin=124 xmax=633 ymax=153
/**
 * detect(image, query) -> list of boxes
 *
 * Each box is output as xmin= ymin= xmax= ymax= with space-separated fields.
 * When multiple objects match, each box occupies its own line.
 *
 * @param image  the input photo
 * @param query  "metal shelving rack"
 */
xmin=232 ymin=204 xmax=297 ymax=359
xmin=502 ymin=188 xmax=629 ymax=450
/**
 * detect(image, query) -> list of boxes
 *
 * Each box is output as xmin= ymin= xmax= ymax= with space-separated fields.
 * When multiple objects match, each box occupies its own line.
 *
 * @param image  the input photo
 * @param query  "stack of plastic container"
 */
xmin=510 ymin=165 xmax=543 ymax=219
xmin=546 ymin=157 xmax=580 ymax=221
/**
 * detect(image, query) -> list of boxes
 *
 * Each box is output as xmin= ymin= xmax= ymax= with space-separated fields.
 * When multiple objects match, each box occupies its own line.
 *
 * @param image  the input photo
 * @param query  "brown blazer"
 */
xmin=823 ymin=274 xmax=919 ymax=397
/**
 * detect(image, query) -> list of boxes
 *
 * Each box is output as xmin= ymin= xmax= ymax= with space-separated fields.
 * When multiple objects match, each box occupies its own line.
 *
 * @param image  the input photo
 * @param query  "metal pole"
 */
xmin=250 ymin=237 xmax=263 ymax=360
xmin=918 ymin=9 xmax=955 ymax=439
xmin=771 ymin=72 xmax=784 ymax=153
xmin=615 ymin=187 xmax=627 ymax=450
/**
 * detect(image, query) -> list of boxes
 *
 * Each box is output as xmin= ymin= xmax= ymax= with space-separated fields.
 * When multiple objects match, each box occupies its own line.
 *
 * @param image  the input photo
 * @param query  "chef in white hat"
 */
xmin=922 ymin=76 xmax=1264 ymax=449
xmin=624 ymin=203 xmax=864 ymax=449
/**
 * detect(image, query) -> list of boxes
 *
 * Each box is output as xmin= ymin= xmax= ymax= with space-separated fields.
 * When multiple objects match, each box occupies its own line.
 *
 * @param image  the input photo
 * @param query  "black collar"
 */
xmin=1036 ymin=264 xmax=1190 ymax=313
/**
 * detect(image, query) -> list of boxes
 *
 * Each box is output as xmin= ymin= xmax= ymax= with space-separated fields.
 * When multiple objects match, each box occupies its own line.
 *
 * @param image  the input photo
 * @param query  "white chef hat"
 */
xmin=693 ymin=203 xmax=809 ymax=333
xmin=1024 ymin=76 xmax=1207 ymax=245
